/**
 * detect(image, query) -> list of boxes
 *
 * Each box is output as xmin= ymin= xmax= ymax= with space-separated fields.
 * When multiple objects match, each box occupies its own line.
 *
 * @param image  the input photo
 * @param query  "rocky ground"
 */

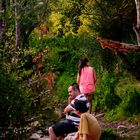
xmin=97 ymin=113 xmax=140 ymax=140
xmin=29 ymin=113 xmax=140 ymax=140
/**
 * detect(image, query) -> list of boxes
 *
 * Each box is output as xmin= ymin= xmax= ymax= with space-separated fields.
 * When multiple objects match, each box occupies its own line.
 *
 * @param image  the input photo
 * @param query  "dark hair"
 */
xmin=74 ymin=99 xmax=88 ymax=113
xmin=70 ymin=83 xmax=80 ymax=92
xmin=78 ymin=58 xmax=89 ymax=75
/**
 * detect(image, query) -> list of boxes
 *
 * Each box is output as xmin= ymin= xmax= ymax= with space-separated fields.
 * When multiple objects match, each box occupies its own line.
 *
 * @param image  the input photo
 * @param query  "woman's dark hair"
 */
xmin=78 ymin=58 xmax=89 ymax=75
xmin=74 ymin=99 xmax=88 ymax=113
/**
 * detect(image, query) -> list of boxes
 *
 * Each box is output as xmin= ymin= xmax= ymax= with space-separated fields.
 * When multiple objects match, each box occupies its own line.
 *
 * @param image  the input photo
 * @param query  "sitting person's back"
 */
xmin=65 ymin=99 xmax=101 ymax=140
xmin=79 ymin=112 xmax=101 ymax=140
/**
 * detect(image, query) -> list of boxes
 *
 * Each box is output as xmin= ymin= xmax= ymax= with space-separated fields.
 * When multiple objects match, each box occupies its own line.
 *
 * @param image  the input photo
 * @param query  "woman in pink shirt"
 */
xmin=77 ymin=58 xmax=97 ymax=113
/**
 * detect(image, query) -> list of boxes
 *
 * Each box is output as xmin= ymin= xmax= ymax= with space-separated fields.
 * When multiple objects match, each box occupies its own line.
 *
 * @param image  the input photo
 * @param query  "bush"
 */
xmin=0 ymin=67 xmax=34 ymax=139
xmin=121 ymin=88 xmax=140 ymax=116
xmin=100 ymin=128 xmax=119 ymax=140
xmin=54 ymin=72 xmax=76 ymax=105
xmin=95 ymin=71 xmax=121 ymax=111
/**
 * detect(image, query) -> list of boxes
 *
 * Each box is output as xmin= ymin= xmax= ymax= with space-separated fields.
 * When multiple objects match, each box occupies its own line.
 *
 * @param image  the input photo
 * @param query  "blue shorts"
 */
xmin=52 ymin=120 xmax=78 ymax=137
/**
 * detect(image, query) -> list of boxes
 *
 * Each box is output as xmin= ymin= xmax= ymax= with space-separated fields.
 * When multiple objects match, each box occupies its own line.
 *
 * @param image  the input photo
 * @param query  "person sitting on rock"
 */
xmin=48 ymin=83 xmax=89 ymax=140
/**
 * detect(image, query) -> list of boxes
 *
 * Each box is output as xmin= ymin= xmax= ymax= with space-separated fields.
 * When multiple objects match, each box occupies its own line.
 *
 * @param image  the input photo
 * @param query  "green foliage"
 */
xmin=55 ymin=72 xmax=76 ymax=104
xmin=121 ymin=88 xmax=140 ymax=116
xmin=104 ymin=110 xmax=118 ymax=121
xmin=2 ymin=45 xmax=35 ymax=82
xmin=127 ymin=52 xmax=140 ymax=69
xmin=99 ymin=73 xmax=140 ymax=120
xmin=29 ymin=33 xmax=44 ymax=50
xmin=0 ymin=68 xmax=32 ymax=128
xmin=1 ymin=0 xmax=51 ymax=48
xmin=88 ymin=0 xmax=136 ymax=41
xmin=46 ymin=34 xmax=101 ymax=73
xmin=99 ymin=49 xmax=117 ymax=71
xmin=100 ymin=128 xmax=119 ymax=140
xmin=0 ymin=48 xmax=33 ymax=138
xmin=137 ymin=129 xmax=140 ymax=140
xmin=49 ymin=0 xmax=86 ymax=35
xmin=0 ymin=34 xmax=50 ymax=138
xmin=94 ymin=70 xmax=140 ymax=119
xmin=95 ymin=71 xmax=121 ymax=111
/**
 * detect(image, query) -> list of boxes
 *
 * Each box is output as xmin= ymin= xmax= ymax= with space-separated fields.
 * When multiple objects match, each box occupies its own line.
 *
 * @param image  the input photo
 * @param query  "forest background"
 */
xmin=0 ymin=0 xmax=140 ymax=139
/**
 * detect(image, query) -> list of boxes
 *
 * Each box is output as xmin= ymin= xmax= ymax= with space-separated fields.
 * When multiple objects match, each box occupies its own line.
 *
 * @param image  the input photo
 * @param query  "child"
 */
xmin=65 ymin=99 xmax=101 ymax=140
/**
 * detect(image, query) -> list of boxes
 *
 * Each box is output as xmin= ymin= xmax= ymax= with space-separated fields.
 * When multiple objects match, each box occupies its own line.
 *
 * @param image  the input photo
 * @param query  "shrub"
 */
xmin=121 ymin=88 xmax=140 ymax=116
xmin=54 ymin=72 xmax=76 ymax=106
xmin=100 ymin=128 xmax=119 ymax=140
xmin=0 ymin=67 xmax=34 ymax=139
xmin=95 ymin=71 xmax=121 ymax=111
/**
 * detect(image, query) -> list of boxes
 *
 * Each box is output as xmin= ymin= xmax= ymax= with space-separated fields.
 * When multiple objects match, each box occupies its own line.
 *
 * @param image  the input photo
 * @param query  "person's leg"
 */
xmin=64 ymin=132 xmax=76 ymax=140
xmin=49 ymin=126 xmax=57 ymax=140
xmin=49 ymin=121 xmax=78 ymax=140
xmin=86 ymin=93 xmax=93 ymax=113
xmin=57 ymin=136 xmax=64 ymax=140
xmin=49 ymin=127 xmax=63 ymax=140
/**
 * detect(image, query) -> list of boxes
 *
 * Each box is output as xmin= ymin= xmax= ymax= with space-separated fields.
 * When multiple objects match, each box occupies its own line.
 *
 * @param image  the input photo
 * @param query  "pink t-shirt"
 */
xmin=78 ymin=66 xmax=96 ymax=94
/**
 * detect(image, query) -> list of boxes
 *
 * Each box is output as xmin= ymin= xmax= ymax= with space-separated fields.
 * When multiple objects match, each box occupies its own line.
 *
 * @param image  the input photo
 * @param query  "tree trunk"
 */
xmin=15 ymin=0 xmax=20 ymax=50
xmin=0 ymin=1 xmax=2 ymax=10
xmin=0 ymin=0 xmax=6 ymax=39
xmin=0 ymin=0 xmax=6 ymax=10
xmin=97 ymin=36 xmax=140 ymax=80
xmin=133 ymin=0 xmax=140 ymax=45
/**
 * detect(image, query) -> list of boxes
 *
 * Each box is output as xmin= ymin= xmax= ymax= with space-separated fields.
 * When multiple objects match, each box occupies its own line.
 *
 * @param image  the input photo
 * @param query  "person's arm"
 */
xmin=93 ymin=68 xmax=97 ymax=84
xmin=82 ymin=134 xmax=88 ymax=140
xmin=63 ymin=99 xmax=76 ymax=114
xmin=63 ymin=105 xmax=73 ymax=114
xmin=77 ymin=73 xmax=80 ymax=85
xmin=73 ymin=132 xmax=79 ymax=140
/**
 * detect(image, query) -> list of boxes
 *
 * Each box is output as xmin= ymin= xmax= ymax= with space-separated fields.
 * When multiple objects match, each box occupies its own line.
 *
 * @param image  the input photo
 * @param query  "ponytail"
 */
xmin=78 ymin=58 xmax=89 ymax=75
